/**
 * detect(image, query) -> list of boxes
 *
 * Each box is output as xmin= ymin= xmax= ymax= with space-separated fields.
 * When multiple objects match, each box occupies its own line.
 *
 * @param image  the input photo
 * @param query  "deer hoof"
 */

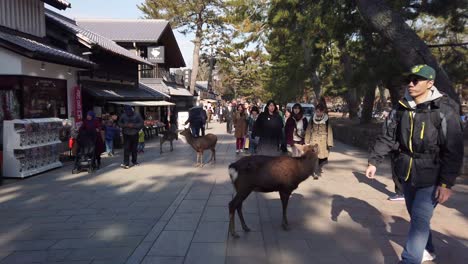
xmin=281 ymin=223 xmax=290 ymax=231
xmin=230 ymin=232 xmax=240 ymax=238
xmin=242 ymin=226 xmax=251 ymax=232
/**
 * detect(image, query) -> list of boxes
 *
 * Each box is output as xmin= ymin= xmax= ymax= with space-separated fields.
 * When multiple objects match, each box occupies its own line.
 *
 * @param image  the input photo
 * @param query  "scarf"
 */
xmin=313 ymin=113 xmax=328 ymax=124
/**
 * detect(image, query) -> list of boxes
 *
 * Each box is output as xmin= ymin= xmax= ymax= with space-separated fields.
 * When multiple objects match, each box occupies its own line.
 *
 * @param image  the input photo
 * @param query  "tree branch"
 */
xmin=427 ymin=42 xmax=468 ymax=48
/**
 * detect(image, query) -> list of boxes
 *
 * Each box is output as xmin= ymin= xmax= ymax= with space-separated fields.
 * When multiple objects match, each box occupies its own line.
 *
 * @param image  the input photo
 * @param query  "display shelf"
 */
xmin=3 ymin=118 xmax=63 ymax=178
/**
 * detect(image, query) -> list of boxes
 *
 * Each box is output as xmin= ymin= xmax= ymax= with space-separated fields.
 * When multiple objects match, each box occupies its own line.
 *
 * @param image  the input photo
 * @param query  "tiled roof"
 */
xmin=76 ymin=19 xmax=169 ymax=42
xmin=139 ymin=82 xmax=169 ymax=99
xmin=45 ymin=10 xmax=153 ymax=66
xmin=42 ymin=0 xmax=71 ymax=10
xmin=163 ymin=81 xmax=193 ymax=97
xmin=140 ymin=79 xmax=171 ymax=97
xmin=141 ymin=78 xmax=193 ymax=97
xmin=0 ymin=31 xmax=95 ymax=68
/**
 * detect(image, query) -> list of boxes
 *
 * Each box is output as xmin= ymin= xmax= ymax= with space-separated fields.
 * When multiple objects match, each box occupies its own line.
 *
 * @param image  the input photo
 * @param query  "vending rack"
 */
xmin=3 ymin=118 xmax=63 ymax=178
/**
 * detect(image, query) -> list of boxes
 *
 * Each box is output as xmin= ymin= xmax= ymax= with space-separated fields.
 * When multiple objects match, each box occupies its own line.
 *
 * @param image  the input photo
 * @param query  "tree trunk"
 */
xmin=311 ymin=70 xmax=322 ymax=100
xmin=355 ymin=0 xmax=458 ymax=102
xmin=189 ymin=26 xmax=203 ymax=96
xmin=345 ymin=90 xmax=360 ymax=120
xmin=207 ymin=56 xmax=214 ymax=91
xmin=360 ymin=83 xmax=376 ymax=124
xmin=340 ymin=50 xmax=359 ymax=119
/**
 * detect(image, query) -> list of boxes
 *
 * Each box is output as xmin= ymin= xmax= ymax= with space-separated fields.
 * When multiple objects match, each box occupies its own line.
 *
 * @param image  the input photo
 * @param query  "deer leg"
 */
xmin=170 ymin=140 xmax=173 ymax=151
xmin=212 ymin=148 xmax=216 ymax=163
xmin=237 ymin=202 xmax=251 ymax=232
xmin=279 ymin=191 xmax=291 ymax=230
xmin=160 ymin=139 xmax=163 ymax=154
xmin=229 ymin=190 xmax=251 ymax=238
xmin=200 ymin=151 xmax=204 ymax=167
xmin=195 ymin=152 xmax=201 ymax=167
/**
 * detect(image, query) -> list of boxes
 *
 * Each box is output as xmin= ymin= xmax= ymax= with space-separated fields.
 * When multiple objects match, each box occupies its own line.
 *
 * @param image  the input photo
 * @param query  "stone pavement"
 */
xmin=0 ymin=122 xmax=466 ymax=264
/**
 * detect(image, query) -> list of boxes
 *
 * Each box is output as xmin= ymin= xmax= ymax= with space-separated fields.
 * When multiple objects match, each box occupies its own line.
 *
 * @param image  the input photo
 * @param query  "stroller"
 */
xmin=72 ymin=129 xmax=97 ymax=174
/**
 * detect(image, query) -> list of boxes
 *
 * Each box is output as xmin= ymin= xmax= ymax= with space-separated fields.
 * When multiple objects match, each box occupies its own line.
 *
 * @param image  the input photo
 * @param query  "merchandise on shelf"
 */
xmin=3 ymin=118 xmax=63 ymax=178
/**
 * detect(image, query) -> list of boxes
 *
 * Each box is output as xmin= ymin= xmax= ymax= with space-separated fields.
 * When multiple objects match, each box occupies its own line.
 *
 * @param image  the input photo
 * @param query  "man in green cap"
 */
xmin=365 ymin=64 xmax=463 ymax=263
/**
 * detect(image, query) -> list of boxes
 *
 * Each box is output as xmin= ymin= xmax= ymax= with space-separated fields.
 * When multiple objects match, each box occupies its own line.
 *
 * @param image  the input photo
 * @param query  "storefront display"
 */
xmin=22 ymin=77 xmax=67 ymax=119
xmin=3 ymin=118 xmax=63 ymax=178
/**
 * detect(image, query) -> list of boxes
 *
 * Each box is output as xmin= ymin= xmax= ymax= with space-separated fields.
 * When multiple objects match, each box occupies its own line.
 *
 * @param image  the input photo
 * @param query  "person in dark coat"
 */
xmin=185 ymin=106 xmax=204 ymax=137
xmin=252 ymin=100 xmax=283 ymax=156
xmin=366 ymin=64 xmax=464 ymax=263
xmin=118 ymin=106 xmax=144 ymax=169
xmin=79 ymin=111 xmax=105 ymax=168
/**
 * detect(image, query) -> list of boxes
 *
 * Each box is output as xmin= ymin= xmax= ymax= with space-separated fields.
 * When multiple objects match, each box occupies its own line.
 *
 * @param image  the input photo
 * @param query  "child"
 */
xmin=138 ymin=129 xmax=145 ymax=153
xmin=104 ymin=121 xmax=117 ymax=156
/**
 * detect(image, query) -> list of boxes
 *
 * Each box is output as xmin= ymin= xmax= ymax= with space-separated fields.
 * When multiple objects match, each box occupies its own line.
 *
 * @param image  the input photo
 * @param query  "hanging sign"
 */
xmin=73 ymin=85 xmax=82 ymax=128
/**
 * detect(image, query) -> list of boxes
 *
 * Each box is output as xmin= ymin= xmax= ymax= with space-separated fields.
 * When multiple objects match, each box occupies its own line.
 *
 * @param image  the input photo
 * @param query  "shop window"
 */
xmin=22 ymin=77 xmax=67 ymax=119
xmin=0 ymin=76 xmax=21 ymax=122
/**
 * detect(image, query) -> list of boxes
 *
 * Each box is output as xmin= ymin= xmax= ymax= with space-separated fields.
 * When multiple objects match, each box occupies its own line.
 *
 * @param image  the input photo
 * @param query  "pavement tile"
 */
xmin=147 ymin=231 xmax=194 ymax=257
xmin=202 ymin=206 xmax=229 ymax=221
xmin=207 ymin=194 xmax=232 ymax=206
xmin=0 ymin=249 xmax=71 ymax=264
xmin=225 ymin=256 xmax=268 ymax=264
xmin=227 ymin=232 xmax=265 ymax=257
xmin=65 ymin=247 xmax=134 ymax=261
xmin=193 ymin=221 xmax=229 ymax=242
xmin=165 ymin=212 xmax=202 ymax=231
xmin=140 ymin=256 xmax=184 ymax=264
xmin=175 ymin=200 xmax=206 ymax=214
xmin=184 ymin=242 xmax=226 ymax=264
xmin=0 ymin=240 xmax=57 ymax=251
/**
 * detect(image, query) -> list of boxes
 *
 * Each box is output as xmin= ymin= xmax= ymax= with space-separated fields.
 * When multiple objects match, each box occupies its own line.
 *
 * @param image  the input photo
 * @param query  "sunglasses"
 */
xmin=404 ymin=76 xmax=428 ymax=85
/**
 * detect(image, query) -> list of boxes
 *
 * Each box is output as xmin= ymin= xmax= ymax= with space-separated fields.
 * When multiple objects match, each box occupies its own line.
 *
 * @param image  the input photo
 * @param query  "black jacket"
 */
xmin=369 ymin=91 xmax=463 ymax=188
xmin=252 ymin=111 xmax=283 ymax=144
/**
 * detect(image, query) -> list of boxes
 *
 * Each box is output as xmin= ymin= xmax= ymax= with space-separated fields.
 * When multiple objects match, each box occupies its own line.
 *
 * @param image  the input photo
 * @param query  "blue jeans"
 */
xmin=105 ymin=139 xmax=113 ymax=154
xmin=191 ymin=126 xmax=201 ymax=137
xmin=401 ymin=182 xmax=437 ymax=264
xmin=138 ymin=142 xmax=145 ymax=152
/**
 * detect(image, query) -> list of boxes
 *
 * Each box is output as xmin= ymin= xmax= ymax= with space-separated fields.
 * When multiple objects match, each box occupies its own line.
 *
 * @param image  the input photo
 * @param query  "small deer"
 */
xmin=180 ymin=128 xmax=217 ymax=167
xmin=228 ymin=144 xmax=320 ymax=238
xmin=160 ymin=129 xmax=178 ymax=154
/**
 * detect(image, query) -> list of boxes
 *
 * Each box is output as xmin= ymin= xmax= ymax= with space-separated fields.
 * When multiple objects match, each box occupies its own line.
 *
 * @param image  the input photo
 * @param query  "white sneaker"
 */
xmin=421 ymin=249 xmax=436 ymax=263
xmin=236 ymin=149 xmax=240 ymax=154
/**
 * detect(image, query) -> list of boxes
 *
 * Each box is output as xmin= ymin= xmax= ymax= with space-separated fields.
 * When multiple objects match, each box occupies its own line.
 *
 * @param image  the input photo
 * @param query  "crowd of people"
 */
xmin=185 ymin=99 xmax=335 ymax=175
xmin=72 ymin=105 xmax=152 ymax=171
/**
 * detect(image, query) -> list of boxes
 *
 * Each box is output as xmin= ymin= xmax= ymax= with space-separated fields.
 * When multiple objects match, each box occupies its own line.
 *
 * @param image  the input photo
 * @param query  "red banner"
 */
xmin=73 ymin=85 xmax=82 ymax=128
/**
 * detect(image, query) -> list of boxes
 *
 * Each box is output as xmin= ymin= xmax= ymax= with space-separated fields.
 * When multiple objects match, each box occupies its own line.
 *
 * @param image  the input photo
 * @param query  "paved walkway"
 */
xmin=0 ymin=122 xmax=466 ymax=264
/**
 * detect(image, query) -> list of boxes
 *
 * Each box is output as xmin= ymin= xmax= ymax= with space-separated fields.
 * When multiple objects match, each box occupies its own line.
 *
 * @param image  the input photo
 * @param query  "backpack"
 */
xmin=393 ymin=95 xmax=462 ymax=145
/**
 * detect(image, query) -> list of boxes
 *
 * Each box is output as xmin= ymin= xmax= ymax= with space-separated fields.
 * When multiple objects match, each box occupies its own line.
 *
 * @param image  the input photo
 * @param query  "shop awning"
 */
xmin=81 ymin=80 xmax=164 ymax=101
xmin=109 ymin=101 xmax=175 ymax=106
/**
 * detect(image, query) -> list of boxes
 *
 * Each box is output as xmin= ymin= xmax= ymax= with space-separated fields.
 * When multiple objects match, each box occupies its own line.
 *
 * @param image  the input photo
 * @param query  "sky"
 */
xmin=49 ymin=0 xmax=194 ymax=67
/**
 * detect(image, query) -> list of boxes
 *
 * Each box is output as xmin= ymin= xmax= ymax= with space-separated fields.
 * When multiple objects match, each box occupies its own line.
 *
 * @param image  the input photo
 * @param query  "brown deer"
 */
xmin=160 ymin=129 xmax=178 ymax=154
xmin=228 ymin=144 xmax=320 ymax=238
xmin=180 ymin=128 xmax=217 ymax=167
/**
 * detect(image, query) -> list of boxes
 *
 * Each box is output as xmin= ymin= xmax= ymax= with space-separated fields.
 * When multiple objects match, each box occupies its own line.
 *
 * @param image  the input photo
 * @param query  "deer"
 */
xmin=228 ymin=144 xmax=320 ymax=238
xmin=179 ymin=128 xmax=217 ymax=167
xmin=159 ymin=129 xmax=178 ymax=154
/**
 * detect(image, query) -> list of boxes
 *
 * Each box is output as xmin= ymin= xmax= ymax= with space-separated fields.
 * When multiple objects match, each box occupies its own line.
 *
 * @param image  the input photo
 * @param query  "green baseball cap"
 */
xmin=407 ymin=64 xmax=436 ymax=80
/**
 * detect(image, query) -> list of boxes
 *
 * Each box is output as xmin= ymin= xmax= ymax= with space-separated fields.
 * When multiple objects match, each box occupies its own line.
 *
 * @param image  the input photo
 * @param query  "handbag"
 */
xmin=244 ymin=137 xmax=250 ymax=149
